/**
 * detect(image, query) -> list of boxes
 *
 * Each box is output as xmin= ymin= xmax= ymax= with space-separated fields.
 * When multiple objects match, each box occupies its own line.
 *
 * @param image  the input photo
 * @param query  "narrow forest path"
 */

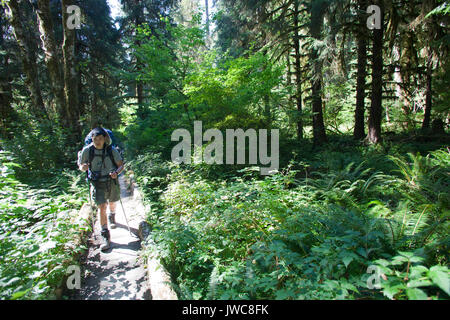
xmin=69 ymin=175 xmax=151 ymax=300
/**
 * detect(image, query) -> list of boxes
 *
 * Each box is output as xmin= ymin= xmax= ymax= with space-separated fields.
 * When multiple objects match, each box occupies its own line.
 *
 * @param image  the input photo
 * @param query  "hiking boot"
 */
xmin=108 ymin=212 xmax=116 ymax=229
xmin=100 ymin=228 xmax=111 ymax=252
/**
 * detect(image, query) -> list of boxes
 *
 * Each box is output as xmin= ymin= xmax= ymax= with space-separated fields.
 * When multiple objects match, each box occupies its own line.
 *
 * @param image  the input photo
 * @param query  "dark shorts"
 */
xmin=91 ymin=179 xmax=120 ymax=205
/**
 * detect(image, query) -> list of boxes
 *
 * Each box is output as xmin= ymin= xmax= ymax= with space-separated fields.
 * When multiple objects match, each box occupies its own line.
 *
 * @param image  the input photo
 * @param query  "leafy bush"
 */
xmin=132 ymin=142 xmax=449 ymax=300
xmin=371 ymin=250 xmax=449 ymax=300
xmin=0 ymin=150 xmax=90 ymax=299
xmin=1 ymin=114 xmax=80 ymax=172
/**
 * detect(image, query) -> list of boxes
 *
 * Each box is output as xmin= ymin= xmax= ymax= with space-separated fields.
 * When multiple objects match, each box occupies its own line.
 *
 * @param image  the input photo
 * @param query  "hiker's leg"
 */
xmin=108 ymin=181 xmax=120 ymax=221
xmin=99 ymin=203 xmax=108 ymax=228
xmin=108 ymin=201 xmax=117 ymax=228
xmin=99 ymin=203 xmax=111 ymax=251
xmin=93 ymin=182 xmax=108 ymax=227
xmin=93 ymin=182 xmax=111 ymax=251
xmin=109 ymin=201 xmax=116 ymax=213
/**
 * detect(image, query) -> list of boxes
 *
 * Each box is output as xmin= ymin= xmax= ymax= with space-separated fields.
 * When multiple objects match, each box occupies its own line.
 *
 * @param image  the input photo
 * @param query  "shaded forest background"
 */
xmin=0 ymin=0 xmax=448 ymax=169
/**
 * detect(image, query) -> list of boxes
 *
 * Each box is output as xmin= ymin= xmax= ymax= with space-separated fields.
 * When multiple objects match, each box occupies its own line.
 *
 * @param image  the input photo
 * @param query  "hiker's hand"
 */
xmin=80 ymin=163 xmax=89 ymax=171
xmin=110 ymin=171 xmax=118 ymax=179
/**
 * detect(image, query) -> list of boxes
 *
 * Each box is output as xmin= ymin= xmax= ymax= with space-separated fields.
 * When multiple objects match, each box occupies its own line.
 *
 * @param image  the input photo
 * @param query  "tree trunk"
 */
xmin=293 ymin=0 xmax=303 ymax=140
xmin=36 ymin=0 xmax=67 ymax=124
xmin=422 ymin=54 xmax=433 ymax=130
xmin=286 ymin=52 xmax=292 ymax=86
xmin=91 ymin=75 xmax=98 ymax=125
xmin=0 ymin=55 xmax=16 ymax=137
xmin=136 ymin=79 xmax=144 ymax=109
xmin=354 ymin=0 xmax=367 ymax=140
xmin=133 ymin=0 xmax=145 ymax=118
xmin=62 ymin=0 xmax=80 ymax=140
xmin=310 ymin=1 xmax=327 ymax=146
xmin=0 ymin=9 xmax=17 ymax=137
xmin=367 ymin=0 xmax=384 ymax=144
xmin=392 ymin=45 xmax=407 ymax=128
xmin=397 ymin=31 xmax=416 ymax=130
xmin=422 ymin=1 xmax=438 ymax=131
xmin=6 ymin=0 xmax=48 ymax=119
xmin=205 ymin=0 xmax=210 ymax=37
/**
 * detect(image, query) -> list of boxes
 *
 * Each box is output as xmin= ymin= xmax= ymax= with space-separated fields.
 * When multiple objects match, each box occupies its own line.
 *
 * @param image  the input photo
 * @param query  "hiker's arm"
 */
xmin=78 ymin=148 xmax=89 ymax=172
xmin=115 ymin=161 xmax=124 ymax=175
xmin=109 ymin=147 xmax=124 ymax=179
xmin=109 ymin=160 xmax=124 ymax=179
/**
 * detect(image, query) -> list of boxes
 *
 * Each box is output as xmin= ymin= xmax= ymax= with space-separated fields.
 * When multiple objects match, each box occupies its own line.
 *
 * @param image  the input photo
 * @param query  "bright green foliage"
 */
xmin=186 ymin=50 xmax=285 ymax=129
xmin=121 ymin=20 xmax=205 ymax=158
xmin=1 ymin=115 xmax=78 ymax=171
xmin=122 ymin=20 xmax=285 ymax=158
xmin=132 ymin=146 xmax=449 ymax=300
xmin=322 ymin=81 xmax=356 ymax=134
xmin=372 ymin=251 xmax=449 ymax=300
xmin=0 ymin=151 xmax=89 ymax=299
xmin=425 ymin=1 xmax=450 ymax=17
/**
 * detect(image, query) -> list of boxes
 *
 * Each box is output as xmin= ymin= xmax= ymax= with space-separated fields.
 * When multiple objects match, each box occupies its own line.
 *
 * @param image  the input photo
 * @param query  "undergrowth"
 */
xmin=132 ymin=144 xmax=449 ymax=300
xmin=0 ymin=150 xmax=90 ymax=299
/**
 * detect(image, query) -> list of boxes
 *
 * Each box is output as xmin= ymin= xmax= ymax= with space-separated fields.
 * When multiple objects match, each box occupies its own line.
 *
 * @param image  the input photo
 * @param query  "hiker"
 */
xmin=78 ymin=127 xmax=124 ymax=252
xmin=81 ymin=124 xmax=122 ymax=220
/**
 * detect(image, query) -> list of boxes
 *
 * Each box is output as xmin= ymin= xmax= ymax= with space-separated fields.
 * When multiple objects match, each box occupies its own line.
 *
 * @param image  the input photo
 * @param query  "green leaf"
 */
xmin=10 ymin=288 xmax=30 ymax=300
xmin=398 ymin=251 xmax=415 ymax=258
xmin=428 ymin=266 xmax=450 ymax=295
xmin=407 ymin=279 xmax=433 ymax=288
xmin=38 ymin=240 xmax=57 ymax=253
xmin=193 ymin=291 xmax=202 ymax=300
xmin=275 ymin=289 xmax=293 ymax=300
xmin=406 ymin=288 xmax=428 ymax=300
xmin=391 ymin=254 xmax=409 ymax=265
xmin=410 ymin=265 xmax=428 ymax=278
xmin=341 ymin=281 xmax=358 ymax=293
xmin=382 ymin=283 xmax=405 ymax=300
xmin=409 ymin=255 xmax=425 ymax=263
xmin=373 ymin=258 xmax=390 ymax=267
xmin=342 ymin=256 xmax=353 ymax=268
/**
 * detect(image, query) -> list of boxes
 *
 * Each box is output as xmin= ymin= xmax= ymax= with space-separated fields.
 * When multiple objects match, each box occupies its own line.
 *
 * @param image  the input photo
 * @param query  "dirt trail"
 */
xmin=70 ymin=175 xmax=151 ymax=300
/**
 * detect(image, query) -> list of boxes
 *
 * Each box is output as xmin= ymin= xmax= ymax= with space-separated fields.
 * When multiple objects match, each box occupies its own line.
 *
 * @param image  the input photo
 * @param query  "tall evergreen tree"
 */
xmin=354 ymin=0 xmax=368 ymax=140
xmin=367 ymin=0 xmax=384 ymax=144
xmin=5 ymin=0 xmax=48 ymax=119
xmin=119 ymin=0 xmax=177 ymax=118
xmin=36 ymin=0 xmax=66 ymax=126
xmin=0 ymin=4 xmax=18 ymax=137
xmin=309 ymin=0 xmax=328 ymax=145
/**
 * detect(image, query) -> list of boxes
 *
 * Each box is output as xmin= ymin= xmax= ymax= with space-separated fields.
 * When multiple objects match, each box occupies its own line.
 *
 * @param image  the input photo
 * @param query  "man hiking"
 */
xmin=78 ymin=127 xmax=124 ymax=252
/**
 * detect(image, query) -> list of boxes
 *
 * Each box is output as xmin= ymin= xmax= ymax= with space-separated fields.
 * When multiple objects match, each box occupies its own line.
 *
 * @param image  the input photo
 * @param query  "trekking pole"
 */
xmin=86 ymin=168 xmax=97 ymax=240
xmin=113 ymin=178 xmax=134 ymax=237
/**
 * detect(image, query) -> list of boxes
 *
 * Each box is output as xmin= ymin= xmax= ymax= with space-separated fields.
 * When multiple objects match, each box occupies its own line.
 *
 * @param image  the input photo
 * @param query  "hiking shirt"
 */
xmin=79 ymin=144 xmax=122 ymax=182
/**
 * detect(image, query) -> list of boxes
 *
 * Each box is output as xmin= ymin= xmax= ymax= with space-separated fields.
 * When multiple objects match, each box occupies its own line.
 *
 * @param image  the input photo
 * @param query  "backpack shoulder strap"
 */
xmin=88 ymin=145 xmax=95 ymax=164
xmin=106 ymin=145 xmax=118 ymax=169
